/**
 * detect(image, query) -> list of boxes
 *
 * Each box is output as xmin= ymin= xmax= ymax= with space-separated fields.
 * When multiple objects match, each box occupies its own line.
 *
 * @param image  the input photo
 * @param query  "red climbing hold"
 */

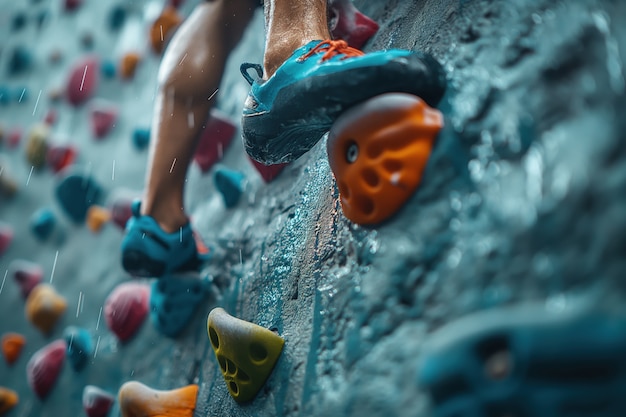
xmin=26 ymin=339 xmax=66 ymax=399
xmin=328 ymin=0 xmax=379 ymax=49
xmin=248 ymin=157 xmax=288 ymax=183
xmin=66 ymin=56 xmax=99 ymax=106
xmin=64 ymin=0 xmax=83 ymax=12
xmin=90 ymin=101 xmax=118 ymax=139
xmin=44 ymin=109 xmax=58 ymax=125
xmin=7 ymin=127 xmax=22 ymax=148
xmin=0 ymin=223 xmax=13 ymax=257
xmin=193 ymin=110 xmax=236 ymax=173
xmin=47 ymin=144 xmax=77 ymax=173
xmin=110 ymin=195 xmax=134 ymax=230
xmin=2 ymin=332 xmax=26 ymax=365
xmin=83 ymin=385 xmax=115 ymax=417
xmin=10 ymin=259 xmax=43 ymax=299
xmin=104 ymin=282 xmax=150 ymax=342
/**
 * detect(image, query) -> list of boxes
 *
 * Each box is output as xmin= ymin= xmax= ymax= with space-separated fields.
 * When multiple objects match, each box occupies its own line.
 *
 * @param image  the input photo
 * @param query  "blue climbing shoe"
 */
xmin=240 ymin=39 xmax=446 ymax=165
xmin=121 ymin=201 xmax=205 ymax=277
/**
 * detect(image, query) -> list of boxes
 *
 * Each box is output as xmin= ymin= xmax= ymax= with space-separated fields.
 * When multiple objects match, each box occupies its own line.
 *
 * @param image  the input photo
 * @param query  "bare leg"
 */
xmin=142 ymin=0 xmax=256 ymax=232
xmin=262 ymin=0 xmax=331 ymax=77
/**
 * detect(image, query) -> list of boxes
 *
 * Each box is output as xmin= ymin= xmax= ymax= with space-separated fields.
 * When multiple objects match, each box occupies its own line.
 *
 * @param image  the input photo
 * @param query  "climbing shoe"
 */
xmin=240 ymin=39 xmax=446 ymax=165
xmin=121 ymin=200 xmax=204 ymax=277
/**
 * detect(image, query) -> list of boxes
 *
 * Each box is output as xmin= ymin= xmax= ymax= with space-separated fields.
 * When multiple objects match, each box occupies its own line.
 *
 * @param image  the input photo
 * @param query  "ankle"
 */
xmin=141 ymin=203 xmax=188 ymax=233
xmin=263 ymin=38 xmax=318 ymax=78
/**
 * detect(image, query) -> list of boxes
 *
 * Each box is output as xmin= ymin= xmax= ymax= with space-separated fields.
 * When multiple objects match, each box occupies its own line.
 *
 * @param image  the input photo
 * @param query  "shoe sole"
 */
xmin=122 ymin=249 xmax=204 ymax=278
xmin=242 ymin=52 xmax=446 ymax=165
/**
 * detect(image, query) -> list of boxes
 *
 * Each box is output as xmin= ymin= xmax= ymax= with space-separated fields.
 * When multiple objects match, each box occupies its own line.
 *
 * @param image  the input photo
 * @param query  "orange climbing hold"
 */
xmin=86 ymin=205 xmax=111 ymax=233
xmin=119 ymin=53 xmax=142 ymax=80
xmin=25 ymin=284 xmax=67 ymax=335
xmin=1 ymin=333 xmax=26 ymax=365
xmin=149 ymin=7 xmax=182 ymax=54
xmin=327 ymin=93 xmax=443 ymax=225
xmin=0 ymin=387 xmax=18 ymax=414
xmin=118 ymin=381 xmax=198 ymax=417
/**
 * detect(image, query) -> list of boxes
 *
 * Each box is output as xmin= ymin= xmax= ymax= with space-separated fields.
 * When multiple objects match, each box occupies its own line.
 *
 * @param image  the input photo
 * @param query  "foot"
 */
xmin=240 ymin=39 xmax=446 ymax=165
xmin=120 ymin=201 xmax=206 ymax=277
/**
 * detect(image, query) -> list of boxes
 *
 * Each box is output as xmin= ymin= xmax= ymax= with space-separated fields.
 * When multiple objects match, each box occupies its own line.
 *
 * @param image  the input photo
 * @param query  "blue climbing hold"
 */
xmin=132 ymin=127 xmax=150 ymax=150
xmin=30 ymin=208 xmax=56 ymax=241
xmin=149 ymin=274 xmax=210 ymax=338
xmin=101 ymin=59 xmax=117 ymax=79
xmin=0 ymin=86 xmax=10 ymax=105
xmin=11 ymin=12 xmax=28 ymax=32
xmin=213 ymin=167 xmax=245 ymax=208
xmin=63 ymin=326 xmax=93 ymax=372
xmin=7 ymin=46 xmax=33 ymax=76
xmin=35 ymin=10 xmax=49 ymax=29
xmin=108 ymin=5 xmax=126 ymax=31
xmin=55 ymin=172 xmax=103 ymax=223
xmin=417 ymin=305 xmax=626 ymax=417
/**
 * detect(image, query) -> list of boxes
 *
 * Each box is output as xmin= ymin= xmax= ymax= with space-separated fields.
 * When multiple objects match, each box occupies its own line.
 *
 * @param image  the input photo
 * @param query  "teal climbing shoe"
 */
xmin=121 ymin=201 xmax=203 ymax=277
xmin=240 ymin=39 xmax=446 ymax=165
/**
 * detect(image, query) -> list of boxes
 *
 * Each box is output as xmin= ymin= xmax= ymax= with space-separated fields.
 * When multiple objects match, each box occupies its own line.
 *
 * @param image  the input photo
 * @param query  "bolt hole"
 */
xmin=229 ymin=381 xmax=239 ymax=395
xmin=250 ymin=342 xmax=268 ymax=363
xmin=345 ymin=141 xmax=359 ymax=163
xmin=225 ymin=358 xmax=236 ymax=375
xmin=209 ymin=326 xmax=219 ymax=349
xmin=362 ymin=168 xmax=380 ymax=188
xmin=217 ymin=355 xmax=227 ymax=373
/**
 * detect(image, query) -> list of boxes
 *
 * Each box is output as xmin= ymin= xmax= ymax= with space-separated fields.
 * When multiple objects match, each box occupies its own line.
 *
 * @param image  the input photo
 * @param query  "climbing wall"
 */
xmin=2 ymin=0 xmax=626 ymax=416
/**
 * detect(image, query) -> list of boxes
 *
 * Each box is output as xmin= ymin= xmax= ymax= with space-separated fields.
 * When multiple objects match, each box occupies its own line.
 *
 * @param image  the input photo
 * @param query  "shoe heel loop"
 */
xmin=240 ymin=63 xmax=264 ymax=86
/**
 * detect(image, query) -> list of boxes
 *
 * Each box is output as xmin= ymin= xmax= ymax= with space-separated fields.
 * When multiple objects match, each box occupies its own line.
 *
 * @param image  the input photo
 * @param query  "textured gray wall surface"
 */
xmin=0 ymin=0 xmax=624 ymax=416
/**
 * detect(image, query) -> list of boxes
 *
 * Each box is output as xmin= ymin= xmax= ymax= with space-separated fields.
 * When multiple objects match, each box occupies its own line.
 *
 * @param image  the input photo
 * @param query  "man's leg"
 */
xmin=142 ymin=0 xmax=256 ymax=233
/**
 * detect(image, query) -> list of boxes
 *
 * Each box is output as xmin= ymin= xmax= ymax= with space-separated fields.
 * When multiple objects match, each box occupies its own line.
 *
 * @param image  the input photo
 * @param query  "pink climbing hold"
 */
xmin=110 ymin=196 xmax=133 ymax=230
xmin=0 ymin=223 xmax=13 ymax=257
xmin=193 ymin=110 xmax=236 ymax=173
xmin=26 ymin=339 xmax=66 ymax=399
xmin=47 ymin=144 xmax=77 ymax=173
xmin=66 ymin=56 xmax=99 ymax=106
xmin=328 ymin=0 xmax=379 ymax=49
xmin=7 ymin=127 xmax=22 ymax=148
xmin=83 ymin=385 xmax=115 ymax=417
xmin=10 ymin=259 xmax=43 ymax=299
xmin=44 ymin=109 xmax=58 ymax=125
xmin=248 ymin=157 xmax=288 ymax=183
xmin=90 ymin=101 xmax=118 ymax=139
xmin=104 ymin=282 xmax=150 ymax=342
xmin=64 ymin=0 xmax=83 ymax=12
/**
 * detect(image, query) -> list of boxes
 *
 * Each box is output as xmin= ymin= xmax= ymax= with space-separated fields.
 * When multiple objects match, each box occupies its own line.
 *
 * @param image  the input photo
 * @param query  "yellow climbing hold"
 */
xmin=26 ymin=123 xmax=50 ymax=169
xmin=86 ymin=205 xmax=111 ymax=233
xmin=0 ymin=387 xmax=18 ymax=414
xmin=25 ymin=284 xmax=67 ymax=335
xmin=118 ymin=381 xmax=198 ymax=417
xmin=206 ymin=307 xmax=284 ymax=403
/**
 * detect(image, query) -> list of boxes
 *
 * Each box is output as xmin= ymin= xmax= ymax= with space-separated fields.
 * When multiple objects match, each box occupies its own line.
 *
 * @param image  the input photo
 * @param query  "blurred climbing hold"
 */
xmin=26 ymin=339 xmax=66 ymax=399
xmin=119 ymin=52 xmax=141 ymax=80
xmin=11 ymin=11 xmax=28 ymax=32
xmin=7 ymin=45 xmax=33 ymax=76
xmin=10 ymin=259 xmax=43 ymax=298
xmin=1 ymin=333 xmax=26 ymax=365
xmin=327 ymin=93 xmax=443 ymax=225
xmin=328 ymin=0 xmax=379 ymax=49
xmin=207 ymin=308 xmax=284 ymax=403
xmin=213 ymin=167 xmax=245 ymax=208
xmin=101 ymin=59 xmax=117 ymax=79
xmin=248 ymin=157 xmax=287 ymax=183
xmin=66 ymin=56 xmax=99 ymax=106
xmin=150 ymin=274 xmax=210 ymax=338
xmin=0 ymin=87 xmax=10 ymax=105
xmin=55 ymin=171 xmax=103 ymax=223
xmin=193 ymin=109 xmax=236 ymax=173
xmin=30 ymin=207 xmax=56 ymax=241
xmin=80 ymin=32 xmax=95 ymax=50
xmin=86 ymin=205 xmax=111 ymax=233
xmin=25 ymin=284 xmax=67 ymax=335
xmin=6 ymin=127 xmax=22 ymax=148
xmin=0 ymin=223 xmax=13 ymax=257
xmin=118 ymin=381 xmax=198 ymax=417
xmin=149 ymin=7 xmax=182 ymax=54
xmin=0 ymin=387 xmax=18 ymax=414
xmin=104 ymin=282 xmax=150 ymax=342
xmin=26 ymin=123 xmax=50 ymax=169
xmin=417 ymin=305 xmax=626 ymax=417
xmin=44 ymin=109 xmax=58 ymax=125
xmin=169 ymin=0 xmax=184 ymax=9
xmin=107 ymin=4 xmax=126 ymax=31
xmin=63 ymin=326 xmax=93 ymax=371
xmin=110 ymin=195 xmax=133 ymax=229
xmin=83 ymin=385 xmax=115 ymax=417
xmin=46 ymin=144 xmax=77 ymax=173
xmin=0 ymin=170 xmax=18 ymax=199
xmin=48 ymin=49 xmax=63 ymax=65
xmin=64 ymin=0 xmax=83 ymax=12
xmin=131 ymin=127 xmax=150 ymax=150
xmin=90 ymin=101 xmax=118 ymax=139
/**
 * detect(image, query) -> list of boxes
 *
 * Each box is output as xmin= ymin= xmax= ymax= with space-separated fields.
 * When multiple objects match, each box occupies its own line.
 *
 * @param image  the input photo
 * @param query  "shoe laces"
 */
xmin=298 ymin=39 xmax=364 ymax=63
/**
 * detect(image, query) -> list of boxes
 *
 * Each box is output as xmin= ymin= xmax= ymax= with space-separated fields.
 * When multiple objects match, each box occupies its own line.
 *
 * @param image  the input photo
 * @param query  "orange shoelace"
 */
xmin=298 ymin=40 xmax=364 ymax=62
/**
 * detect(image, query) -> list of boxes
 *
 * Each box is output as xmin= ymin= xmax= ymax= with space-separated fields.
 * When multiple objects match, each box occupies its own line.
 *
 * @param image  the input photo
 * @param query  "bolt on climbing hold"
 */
xmin=207 ymin=308 xmax=284 ymax=403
